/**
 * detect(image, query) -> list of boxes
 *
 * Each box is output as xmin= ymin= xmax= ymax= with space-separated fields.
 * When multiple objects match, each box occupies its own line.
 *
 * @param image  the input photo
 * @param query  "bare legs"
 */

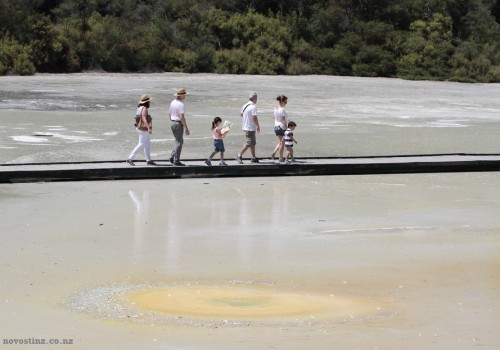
xmin=239 ymin=144 xmax=256 ymax=159
xmin=272 ymin=135 xmax=284 ymax=161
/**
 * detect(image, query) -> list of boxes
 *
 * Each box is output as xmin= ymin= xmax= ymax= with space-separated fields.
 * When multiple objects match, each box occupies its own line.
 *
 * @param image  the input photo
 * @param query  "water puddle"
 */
xmin=69 ymin=281 xmax=392 ymax=328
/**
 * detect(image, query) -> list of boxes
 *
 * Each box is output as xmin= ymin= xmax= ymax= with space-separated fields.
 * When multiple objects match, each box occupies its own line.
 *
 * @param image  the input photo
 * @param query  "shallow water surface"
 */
xmin=1 ymin=74 xmax=499 ymax=349
xmin=1 ymin=173 xmax=500 ymax=349
xmin=0 ymin=74 xmax=499 ymax=163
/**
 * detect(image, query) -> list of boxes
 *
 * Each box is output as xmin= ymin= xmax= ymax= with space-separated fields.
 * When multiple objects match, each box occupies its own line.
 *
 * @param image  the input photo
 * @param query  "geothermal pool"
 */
xmin=1 ymin=174 xmax=500 ymax=349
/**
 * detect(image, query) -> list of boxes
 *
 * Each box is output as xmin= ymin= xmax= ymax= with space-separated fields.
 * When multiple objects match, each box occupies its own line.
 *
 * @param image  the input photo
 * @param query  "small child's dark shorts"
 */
xmin=214 ymin=139 xmax=225 ymax=153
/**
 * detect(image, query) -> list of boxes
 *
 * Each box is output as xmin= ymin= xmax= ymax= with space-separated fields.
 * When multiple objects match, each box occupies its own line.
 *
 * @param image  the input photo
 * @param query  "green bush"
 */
xmin=244 ymin=42 xmax=284 ymax=75
xmin=353 ymin=45 xmax=396 ymax=77
xmin=396 ymin=14 xmax=455 ymax=80
xmin=14 ymin=51 xmax=36 ymax=75
xmin=213 ymin=49 xmax=246 ymax=74
xmin=286 ymin=39 xmax=313 ymax=74
xmin=162 ymin=48 xmax=198 ymax=73
xmin=195 ymin=44 xmax=216 ymax=73
xmin=0 ymin=0 xmax=498 ymax=81
xmin=0 ymin=36 xmax=35 ymax=75
xmin=397 ymin=53 xmax=428 ymax=79
xmin=51 ymin=20 xmax=82 ymax=72
xmin=0 ymin=38 xmax=13 ymax=74
xmin=309 ymin=47 xmax=352 ymax=75
xmin=285 ymin=57 xmax=312 ymax=75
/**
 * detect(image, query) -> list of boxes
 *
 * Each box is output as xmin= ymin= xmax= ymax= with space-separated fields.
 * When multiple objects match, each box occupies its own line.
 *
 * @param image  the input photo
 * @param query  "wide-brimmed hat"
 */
xmin=174 ymin=88 xmax=188 ymax=96
xmin=138 ymin=95 xmax=151 ymax=105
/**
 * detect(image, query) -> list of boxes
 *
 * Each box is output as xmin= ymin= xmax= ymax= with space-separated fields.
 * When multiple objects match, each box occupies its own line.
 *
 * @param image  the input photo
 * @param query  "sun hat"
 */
xmin=248 ymin=91 xmax=257 ymax=100
xmin=174 ymin=88 xmax=188 ymax=96
xmin=138 ymin=95 xmax=151 ymax=105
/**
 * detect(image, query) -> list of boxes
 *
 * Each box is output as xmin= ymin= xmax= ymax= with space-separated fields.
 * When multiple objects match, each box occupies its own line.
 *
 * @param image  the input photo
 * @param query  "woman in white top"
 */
xmin=127 ymin=95 xmax=155 ymax=166
xmin=271 ymin=95 xmax=289 ymax=162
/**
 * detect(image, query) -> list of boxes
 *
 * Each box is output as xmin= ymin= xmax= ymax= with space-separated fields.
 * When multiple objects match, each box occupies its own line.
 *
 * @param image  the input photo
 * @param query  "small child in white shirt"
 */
xmin=283 ymin=121 xmax=297 ymax=164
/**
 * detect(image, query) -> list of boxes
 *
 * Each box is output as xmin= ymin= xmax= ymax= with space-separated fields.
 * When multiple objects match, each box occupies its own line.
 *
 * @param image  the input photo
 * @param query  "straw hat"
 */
xmin=138 ymin=95 xmax=151 ymax=105
xmin=174 ymin=88 xmax=188 ymax=96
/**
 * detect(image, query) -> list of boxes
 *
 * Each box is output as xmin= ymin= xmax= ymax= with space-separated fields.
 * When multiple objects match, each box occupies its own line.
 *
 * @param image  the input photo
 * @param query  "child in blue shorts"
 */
xmin=205 ymin=117 xmax=228 ymax=166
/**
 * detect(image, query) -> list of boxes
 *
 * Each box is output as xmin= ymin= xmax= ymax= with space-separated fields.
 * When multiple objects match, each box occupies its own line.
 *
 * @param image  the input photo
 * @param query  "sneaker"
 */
xmin=126 ymin=159 xmax=135 ymax=166
xmin=173 ymin=161 xmax=185 ymax=166
xmin=169 ymin=157 xmax=174 ymax=164
xmin=235 ymin=155 xmax=243 ymax=164
xmin=250 ymin=157 xmax=259 ymax=163
xmin=147 ymin=160 xmax=156 ymax=165
xmin=279 ymin=158 xmax=285 ymax=163
xmin=286 ymin=160 xmax=292 ymax=164
xmin=271 ymin=153 xmax=276 ymax=160
xmin=290 ymin=158 xmax=297 ymax=163
xmin=205 ymin=159 xmax=212 ymax=166
xmin=219 ymin=161 xmax=228 ymax=166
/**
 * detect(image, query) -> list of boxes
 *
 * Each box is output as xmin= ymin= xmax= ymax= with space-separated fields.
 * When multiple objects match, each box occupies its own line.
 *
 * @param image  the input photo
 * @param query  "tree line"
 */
xmin=1 ymin=0 xmax=499 ymax=82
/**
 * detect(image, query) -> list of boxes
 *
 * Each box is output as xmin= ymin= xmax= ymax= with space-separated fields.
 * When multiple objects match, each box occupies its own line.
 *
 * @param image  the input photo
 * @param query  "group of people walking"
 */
xmin=126 ymin=89 xmax=298 ymax=166
xmin=127 ymin=88 xmax=190 ymax=166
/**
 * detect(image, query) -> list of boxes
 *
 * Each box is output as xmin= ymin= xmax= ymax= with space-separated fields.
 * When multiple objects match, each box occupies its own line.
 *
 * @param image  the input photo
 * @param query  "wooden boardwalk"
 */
xmin=1 ymin=154 xmax=500 ymax=183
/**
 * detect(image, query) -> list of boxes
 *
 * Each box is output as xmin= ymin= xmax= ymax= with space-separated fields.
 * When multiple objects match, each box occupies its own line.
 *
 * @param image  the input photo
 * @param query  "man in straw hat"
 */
xmin=169 ymin=88 xmax=190 ymax=166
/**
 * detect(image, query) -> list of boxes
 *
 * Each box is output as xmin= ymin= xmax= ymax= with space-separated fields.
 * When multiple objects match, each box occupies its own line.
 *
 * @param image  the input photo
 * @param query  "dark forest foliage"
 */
xmin=0 ymin=0 xmax=498 ymax=82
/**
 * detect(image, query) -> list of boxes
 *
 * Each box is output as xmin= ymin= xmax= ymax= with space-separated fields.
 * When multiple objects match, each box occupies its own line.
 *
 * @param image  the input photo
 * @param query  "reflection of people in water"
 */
xmin=128 ymin=183 xmax=292 ymax=270
xmin=129 ymin=189 xmax=180 ymax=271
xmin=129 ymin=190 xmax=150 ymax=259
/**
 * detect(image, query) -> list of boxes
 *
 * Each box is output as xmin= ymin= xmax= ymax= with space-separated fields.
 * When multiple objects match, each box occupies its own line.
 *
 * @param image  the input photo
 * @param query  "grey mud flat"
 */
xmin=1 ymin=153 xmax=500 ymax=183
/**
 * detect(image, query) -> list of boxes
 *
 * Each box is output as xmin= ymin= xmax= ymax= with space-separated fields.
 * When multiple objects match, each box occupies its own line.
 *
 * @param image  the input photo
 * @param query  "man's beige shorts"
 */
xmin=245 ymin=131 xmax=256 ymax=147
